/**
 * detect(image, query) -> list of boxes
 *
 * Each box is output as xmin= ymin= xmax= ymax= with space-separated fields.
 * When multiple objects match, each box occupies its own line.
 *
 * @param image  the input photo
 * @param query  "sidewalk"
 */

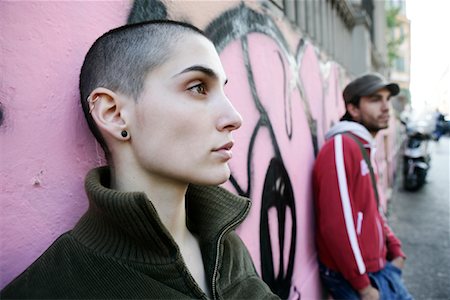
xmin=388 ymin=136 xmax=450 ymax=299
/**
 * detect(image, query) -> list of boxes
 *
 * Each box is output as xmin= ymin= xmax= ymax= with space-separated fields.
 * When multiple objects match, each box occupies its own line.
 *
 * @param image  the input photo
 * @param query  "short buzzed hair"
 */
xmin=79 ymin=20 xmax=207 ymax=160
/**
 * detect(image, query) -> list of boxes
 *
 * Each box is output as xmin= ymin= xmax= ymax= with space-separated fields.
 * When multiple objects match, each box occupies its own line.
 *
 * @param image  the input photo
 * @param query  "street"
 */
xmin=388 ymin=136 xmax=450 ymax=299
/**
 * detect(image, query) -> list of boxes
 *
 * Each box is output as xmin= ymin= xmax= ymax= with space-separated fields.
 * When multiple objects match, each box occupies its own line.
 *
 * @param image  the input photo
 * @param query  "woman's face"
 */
xmin=126 ymin=33 xmax=242 ymax=186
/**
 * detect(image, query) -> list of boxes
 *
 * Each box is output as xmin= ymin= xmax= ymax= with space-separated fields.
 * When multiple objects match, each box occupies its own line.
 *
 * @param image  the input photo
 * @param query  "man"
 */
xmin=313 ymin=73 xmax=412 ymax=300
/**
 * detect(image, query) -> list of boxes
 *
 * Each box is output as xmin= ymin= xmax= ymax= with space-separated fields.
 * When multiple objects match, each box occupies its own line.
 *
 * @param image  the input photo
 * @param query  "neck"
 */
xmin=352 ymin=119 xmax=379 ymax=138
xmin=110 ymin=160 xmax=189 ymax=241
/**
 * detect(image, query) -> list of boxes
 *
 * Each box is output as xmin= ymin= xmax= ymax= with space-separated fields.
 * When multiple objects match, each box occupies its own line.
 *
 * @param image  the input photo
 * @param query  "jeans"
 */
xmin=319 ymin=262 xmax=413 ymax=300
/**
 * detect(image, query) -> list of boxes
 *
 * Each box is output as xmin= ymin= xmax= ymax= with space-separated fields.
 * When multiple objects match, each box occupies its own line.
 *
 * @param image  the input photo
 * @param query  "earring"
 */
xmin=121 ymin=130 xmax=128 ymax=138
xmin=88 ymin=96 xmax=100 ymax=114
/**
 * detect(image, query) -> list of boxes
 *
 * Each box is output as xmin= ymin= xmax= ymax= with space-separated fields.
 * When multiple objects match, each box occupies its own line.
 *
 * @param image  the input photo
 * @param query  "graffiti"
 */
xmin=205 ymin=4 xmax=318 ymax=156
xmin=205 ymin=5 xmax=328 ymax=298
xmin=205 ymin=6 xmax=304 ymax=298
xmin=260 ymin=158 xmax=296 ymax=299
xmin=127 ymin=0 xmax=167 ymax=24
xmin=0 ymin=103 xmax=4 ymax=127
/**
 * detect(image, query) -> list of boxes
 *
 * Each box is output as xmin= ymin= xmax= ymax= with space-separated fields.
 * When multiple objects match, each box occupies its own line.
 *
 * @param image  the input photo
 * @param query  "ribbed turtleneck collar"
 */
xmin=71 ymin=167 xmax=251 ymax=264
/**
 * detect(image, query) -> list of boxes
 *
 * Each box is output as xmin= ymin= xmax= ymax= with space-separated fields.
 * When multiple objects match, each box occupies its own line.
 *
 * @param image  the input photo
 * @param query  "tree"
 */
xmin=386 ymin=6 xmax=405 ymax=68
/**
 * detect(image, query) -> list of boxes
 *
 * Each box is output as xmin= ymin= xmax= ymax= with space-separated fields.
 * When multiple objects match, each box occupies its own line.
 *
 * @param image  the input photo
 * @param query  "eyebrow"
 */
xmin=370 ymin=93 xmax=391 ymax=99
xmin=173 ymin=65 xmax=228 ymax=85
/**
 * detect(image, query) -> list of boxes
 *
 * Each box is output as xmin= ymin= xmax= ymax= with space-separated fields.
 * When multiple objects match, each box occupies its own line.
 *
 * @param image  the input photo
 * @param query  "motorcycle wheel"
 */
xmin=404 ymin=167 xmax=427 ymax=191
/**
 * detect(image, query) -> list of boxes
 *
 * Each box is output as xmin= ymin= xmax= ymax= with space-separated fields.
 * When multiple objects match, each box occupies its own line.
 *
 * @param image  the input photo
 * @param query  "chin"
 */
xmin=192 ymin=167 xmax=231 ymax=186
xmin=209 ymin=171 xmax=231 ymax=185
xmin=193 ymin=176 xmax=229 ymax=186
xmin=368 ymin=123 xmax=388 ymax=133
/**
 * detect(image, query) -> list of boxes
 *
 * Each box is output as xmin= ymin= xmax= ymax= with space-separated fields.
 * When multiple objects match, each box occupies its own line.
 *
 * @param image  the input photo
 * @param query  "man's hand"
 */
xmin=391 ymin=256 xmax=405 ymax=269
xmin=358 ymin=285 xmax=379 ymax=300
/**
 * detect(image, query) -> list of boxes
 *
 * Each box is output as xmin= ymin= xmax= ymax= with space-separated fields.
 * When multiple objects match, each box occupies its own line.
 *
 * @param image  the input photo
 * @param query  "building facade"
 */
xmin=386 ymin=0 xmax=411 ymax=114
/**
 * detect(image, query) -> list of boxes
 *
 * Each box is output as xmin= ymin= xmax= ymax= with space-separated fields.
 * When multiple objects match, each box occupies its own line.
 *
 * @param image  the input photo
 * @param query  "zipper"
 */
xmin=211 ymin=202 xmax=251 ymax=300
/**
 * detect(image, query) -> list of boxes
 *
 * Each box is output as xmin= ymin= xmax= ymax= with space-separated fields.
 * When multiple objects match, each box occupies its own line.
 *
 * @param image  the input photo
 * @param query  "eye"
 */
xmin=370 ymin=96 xmax=382 ymax=102
xmin=187 ymin=82 xmax=207 ymax=95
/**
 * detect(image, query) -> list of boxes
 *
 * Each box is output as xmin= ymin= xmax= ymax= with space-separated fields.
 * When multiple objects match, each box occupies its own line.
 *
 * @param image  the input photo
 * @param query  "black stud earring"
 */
xmin=121 ymin=130 xmax=128 ymax=138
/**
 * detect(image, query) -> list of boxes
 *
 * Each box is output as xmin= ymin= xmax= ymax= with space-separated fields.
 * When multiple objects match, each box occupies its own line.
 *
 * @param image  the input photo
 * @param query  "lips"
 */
xmin=214 ymin=141 xmax=234 ymax=151
xmin=212 ymin=141 xmax=234 ymax=160
xmin=379 ymin=115 xmax=390 ymax=121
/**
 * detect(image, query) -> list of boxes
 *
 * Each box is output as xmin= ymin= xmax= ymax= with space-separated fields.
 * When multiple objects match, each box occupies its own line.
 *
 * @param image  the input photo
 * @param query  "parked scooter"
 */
xmin=403 ymin=120 xmax=432 ymax=191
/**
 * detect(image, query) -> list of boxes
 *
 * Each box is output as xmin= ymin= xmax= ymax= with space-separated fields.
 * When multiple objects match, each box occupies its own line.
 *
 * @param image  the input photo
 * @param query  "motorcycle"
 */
xmin=402 ymin=120 xmax=432 ymax=191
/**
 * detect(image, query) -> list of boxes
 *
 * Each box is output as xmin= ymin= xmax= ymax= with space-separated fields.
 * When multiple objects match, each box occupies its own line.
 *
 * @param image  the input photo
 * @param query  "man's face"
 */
xmin=351 ymin=88 xmax=391 ymax=135
xmin=126 ymin=33 xmax=242 ymax=186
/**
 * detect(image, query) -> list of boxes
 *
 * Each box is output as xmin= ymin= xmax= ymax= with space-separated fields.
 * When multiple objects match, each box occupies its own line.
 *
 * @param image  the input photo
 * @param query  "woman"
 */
xmin=1 ymin=20 xmax=279 ymax=299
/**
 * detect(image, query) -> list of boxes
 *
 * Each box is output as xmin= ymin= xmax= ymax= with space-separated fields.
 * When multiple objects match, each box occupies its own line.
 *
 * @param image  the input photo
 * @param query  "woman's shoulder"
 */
xmin=0 ymin=232 xmax=80 ymax=298
xmin=0 ymin=231 xmax=147 ymax=299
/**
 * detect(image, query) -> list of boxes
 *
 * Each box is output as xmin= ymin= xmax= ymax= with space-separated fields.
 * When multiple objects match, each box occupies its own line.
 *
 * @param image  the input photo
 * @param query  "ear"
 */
xmin=346 ymin=103 xmax=361 ymax=121
xmin=88 ymin=87 xmax=130 ymax=141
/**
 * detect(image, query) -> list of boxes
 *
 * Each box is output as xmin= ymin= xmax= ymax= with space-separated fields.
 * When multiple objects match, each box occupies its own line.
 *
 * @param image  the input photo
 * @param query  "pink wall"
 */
xmin=0 ymin=0 xmax=131 ymax=288
xmin=0 ymin=1 xmax=399 ymax=298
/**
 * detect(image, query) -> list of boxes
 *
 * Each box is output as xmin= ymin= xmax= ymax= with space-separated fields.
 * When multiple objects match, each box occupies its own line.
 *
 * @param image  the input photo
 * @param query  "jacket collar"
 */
xmin=325 ymin=121 xmax=376 ymax=148
xmin=71 ymin=166 xmax=251 ymax=264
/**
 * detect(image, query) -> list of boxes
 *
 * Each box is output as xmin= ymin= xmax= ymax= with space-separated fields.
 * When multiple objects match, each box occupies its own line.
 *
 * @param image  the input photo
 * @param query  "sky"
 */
xmin=406 ymin=0 xmax=450 ymax=113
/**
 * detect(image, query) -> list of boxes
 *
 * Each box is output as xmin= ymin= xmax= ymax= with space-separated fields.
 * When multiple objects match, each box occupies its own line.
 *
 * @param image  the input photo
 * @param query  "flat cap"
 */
xmin=343 ymin=73 xmax=400 ymax=104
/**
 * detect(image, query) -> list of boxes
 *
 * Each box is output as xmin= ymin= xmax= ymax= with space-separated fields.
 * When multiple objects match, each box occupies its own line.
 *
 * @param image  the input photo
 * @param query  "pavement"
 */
xmin=388 ymin=136 xmax=450 ymax=299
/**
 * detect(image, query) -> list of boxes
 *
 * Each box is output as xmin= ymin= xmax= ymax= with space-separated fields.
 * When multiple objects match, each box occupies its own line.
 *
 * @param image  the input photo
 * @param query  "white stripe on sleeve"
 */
xmin=334 ymin=134 xmax=366 ymax=275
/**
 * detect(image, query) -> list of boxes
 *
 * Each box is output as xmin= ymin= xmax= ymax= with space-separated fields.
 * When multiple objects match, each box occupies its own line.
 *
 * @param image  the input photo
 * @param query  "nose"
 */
xmin=382 ymin=98 xmax=390 ymax=111
xmin=216 ymin=96 xmax=243 ymax=132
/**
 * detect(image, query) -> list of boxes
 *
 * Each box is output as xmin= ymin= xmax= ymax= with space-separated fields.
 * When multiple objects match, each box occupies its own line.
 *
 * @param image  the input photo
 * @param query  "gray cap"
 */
xmin=343 ymin=73 xmax=400 ymax=104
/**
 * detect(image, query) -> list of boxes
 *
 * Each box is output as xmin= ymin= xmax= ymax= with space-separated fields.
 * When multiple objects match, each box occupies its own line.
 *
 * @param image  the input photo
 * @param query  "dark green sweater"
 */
xmin=1 ymin=167 xmax=278 ymax=299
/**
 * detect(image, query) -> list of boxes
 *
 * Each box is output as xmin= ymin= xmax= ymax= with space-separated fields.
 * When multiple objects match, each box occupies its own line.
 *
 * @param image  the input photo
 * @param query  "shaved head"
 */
xmin=79 ymin=20 xmax=208 ymax=159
